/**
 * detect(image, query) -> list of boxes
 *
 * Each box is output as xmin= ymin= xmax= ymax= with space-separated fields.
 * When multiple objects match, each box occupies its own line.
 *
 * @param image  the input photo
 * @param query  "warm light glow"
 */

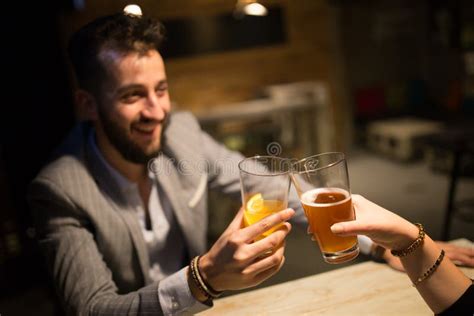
xmin=234 ymin=0 xmax=268 ymax=18
xmin=123 ymin=4 xmax=142 ymax=17
xmin=243 ymin=2 xmax=268 ymax=16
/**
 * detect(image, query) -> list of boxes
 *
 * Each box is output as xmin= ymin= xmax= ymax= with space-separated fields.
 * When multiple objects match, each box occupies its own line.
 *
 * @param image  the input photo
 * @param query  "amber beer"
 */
xmin=301 ymin=188 xmax=357 ymax=256
xmin=292 ymin=152 xmax=358 ymax=263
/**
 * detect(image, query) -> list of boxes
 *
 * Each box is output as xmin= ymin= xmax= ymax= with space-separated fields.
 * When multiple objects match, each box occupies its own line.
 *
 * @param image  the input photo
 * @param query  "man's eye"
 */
xmin=120 ymin=92 xmax=141 ymax=103
xmin=156 ymin=86 xmax=168 ymax=96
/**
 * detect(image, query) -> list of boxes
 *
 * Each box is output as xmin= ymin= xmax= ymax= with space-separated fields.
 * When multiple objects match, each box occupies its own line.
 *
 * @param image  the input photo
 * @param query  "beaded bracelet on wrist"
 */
xmin=190 ymin=256 xmax=223 ymax=300
xmin=412 ymin=249 xmax=445 ymax=287
xmin=189 ymin=256 xmax=212 ymax=303
xmin=391 ymin=223 xmax=425 ymax=257
xmin=195 ymin=256 xmax=223 ymax=298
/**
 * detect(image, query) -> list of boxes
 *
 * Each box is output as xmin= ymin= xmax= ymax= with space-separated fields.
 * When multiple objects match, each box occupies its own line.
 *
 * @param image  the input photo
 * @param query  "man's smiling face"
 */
xmin=95 ymin=49 xmax=171 ymax=164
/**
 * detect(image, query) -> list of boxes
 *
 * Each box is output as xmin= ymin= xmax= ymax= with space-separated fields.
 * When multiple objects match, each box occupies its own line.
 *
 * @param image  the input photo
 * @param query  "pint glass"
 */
xmin=238 ymin=156 xmax=291 ymax=241
xmin=291 ymin=152 xmax=359 ymax=263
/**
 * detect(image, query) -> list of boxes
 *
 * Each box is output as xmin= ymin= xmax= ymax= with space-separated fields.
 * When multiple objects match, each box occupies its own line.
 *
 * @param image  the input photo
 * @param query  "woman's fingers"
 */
xmin=330 ymin=221 xmax=369 ymax=236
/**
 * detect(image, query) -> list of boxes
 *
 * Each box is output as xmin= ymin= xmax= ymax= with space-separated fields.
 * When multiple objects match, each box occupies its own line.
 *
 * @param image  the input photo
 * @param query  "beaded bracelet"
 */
xmin=194 ymin=256 xmax=223 ymax=298
xmin=391 ymin=223 xmax=425 ymax=257
xmin=189 ymin=256 xmax=211 ymax=302
xmin=412 ymin=249 xmax=445 ymax=287
xmin=189 ymin=256 xmax=223 ymax=299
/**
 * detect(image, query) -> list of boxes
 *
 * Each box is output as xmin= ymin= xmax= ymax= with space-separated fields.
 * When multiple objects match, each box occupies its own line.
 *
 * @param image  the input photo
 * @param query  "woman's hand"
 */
xmin=330 ymin=194 xmax=419 ymax=251
xmin=332 ymin=195 xmax=474 ymax=271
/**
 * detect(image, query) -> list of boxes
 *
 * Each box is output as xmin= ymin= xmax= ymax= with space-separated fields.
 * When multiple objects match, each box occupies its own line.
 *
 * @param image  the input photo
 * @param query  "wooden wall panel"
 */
xmin=58 ymin=0 xmax=350 ymax=149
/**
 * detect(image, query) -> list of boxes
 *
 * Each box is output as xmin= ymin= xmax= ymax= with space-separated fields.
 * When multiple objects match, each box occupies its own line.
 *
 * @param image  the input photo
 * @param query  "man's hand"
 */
xmin=198 ymin=207 xmax=295 ymax=292
xmin=383 ymin=241 xmax=474 ymax=272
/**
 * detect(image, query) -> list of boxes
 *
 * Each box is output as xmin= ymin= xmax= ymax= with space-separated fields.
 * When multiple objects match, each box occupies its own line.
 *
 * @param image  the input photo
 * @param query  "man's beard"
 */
xmin=98 ymin=108 xmax=168 ymax=164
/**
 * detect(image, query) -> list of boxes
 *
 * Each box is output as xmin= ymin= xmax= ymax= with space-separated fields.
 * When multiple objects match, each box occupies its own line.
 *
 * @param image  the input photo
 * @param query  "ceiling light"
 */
xmin=242 ymin=3 xmax=268 ymax=16
xmin=123 ymin=4 xmax=143 ymax=17
xmin=234 ymin=0 xmax=268 ymax=18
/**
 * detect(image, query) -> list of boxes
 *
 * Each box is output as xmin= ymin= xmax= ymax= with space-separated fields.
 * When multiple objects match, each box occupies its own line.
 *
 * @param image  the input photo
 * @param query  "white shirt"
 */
xmin=90 ymin=132 xmax=207 ymax=315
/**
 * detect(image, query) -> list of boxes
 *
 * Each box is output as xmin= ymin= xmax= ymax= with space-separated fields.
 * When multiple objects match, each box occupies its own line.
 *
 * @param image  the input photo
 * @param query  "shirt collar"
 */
xmin=88 ymin=129 xmax=154 ymax=194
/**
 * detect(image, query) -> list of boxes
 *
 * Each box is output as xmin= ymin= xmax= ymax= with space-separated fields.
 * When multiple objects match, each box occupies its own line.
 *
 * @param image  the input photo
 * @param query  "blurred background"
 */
xmin=1 ymin=0 xmax=474 ymax=314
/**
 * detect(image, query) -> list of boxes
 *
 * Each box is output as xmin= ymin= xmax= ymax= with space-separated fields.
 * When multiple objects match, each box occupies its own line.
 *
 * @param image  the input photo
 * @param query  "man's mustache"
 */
xmin=133 ymin=112 xmax=169 ymax=127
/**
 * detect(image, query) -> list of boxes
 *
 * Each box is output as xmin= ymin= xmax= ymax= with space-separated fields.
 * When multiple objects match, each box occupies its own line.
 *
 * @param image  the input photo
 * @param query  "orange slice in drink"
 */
xmin=244 ymin=193 xmax=264 ymax=227
xmin=244 ymin=193 xmax=285 ymax=239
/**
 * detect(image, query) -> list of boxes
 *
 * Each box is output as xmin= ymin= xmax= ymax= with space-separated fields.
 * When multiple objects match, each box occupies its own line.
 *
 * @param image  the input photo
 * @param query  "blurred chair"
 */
xmin=424 ymin=127 xmax=474 ymax=240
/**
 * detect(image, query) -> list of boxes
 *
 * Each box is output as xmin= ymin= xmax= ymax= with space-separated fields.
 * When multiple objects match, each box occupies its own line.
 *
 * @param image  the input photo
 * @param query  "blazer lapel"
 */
xmin=84 ymin=139 xmax=152 ymax=285
xmin=151 ymin=154 xmax=207 ymax=258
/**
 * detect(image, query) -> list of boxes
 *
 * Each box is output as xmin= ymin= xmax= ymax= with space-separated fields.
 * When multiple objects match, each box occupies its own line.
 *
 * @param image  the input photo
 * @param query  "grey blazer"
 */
xmin=28 ymin=112 xmax=304 ymax=315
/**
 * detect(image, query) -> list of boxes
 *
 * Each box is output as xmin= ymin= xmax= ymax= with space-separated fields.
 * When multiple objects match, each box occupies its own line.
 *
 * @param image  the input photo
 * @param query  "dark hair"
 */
xmin=68 ymin=13 xmax=165 ymax=96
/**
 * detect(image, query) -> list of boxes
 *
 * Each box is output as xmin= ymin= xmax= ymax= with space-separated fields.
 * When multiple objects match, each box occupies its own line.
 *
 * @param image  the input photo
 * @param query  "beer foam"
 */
xmin=301 ymin=188 xmax=350 ymax=207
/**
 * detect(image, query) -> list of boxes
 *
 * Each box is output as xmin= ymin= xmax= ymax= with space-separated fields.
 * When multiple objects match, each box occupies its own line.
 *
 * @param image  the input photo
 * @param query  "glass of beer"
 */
xmin=291 ymin=152 xmax=359 ymax=264
xmin=239 ymin=156 xmax=291 ymax=241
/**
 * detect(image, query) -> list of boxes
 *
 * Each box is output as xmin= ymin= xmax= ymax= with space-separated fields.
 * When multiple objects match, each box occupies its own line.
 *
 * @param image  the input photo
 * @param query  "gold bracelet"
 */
xmin=391 ymin=223 xmax=425 ymax=257
xmin=412 ymin=249 xmax=445 ymax=287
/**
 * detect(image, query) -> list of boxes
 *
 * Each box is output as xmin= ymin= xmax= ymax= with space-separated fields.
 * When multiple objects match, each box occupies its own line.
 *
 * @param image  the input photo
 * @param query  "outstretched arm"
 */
xmin=331 ymin=195 xmax=472 ymax=314
xmin=380 ymin=240 xmax=474 ymax=272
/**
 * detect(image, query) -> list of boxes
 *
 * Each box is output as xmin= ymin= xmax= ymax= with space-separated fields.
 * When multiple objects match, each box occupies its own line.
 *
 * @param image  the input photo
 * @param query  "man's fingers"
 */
xmin=252 ymin=255 xmax=286 ymax=285
xmin=241 ymin=245 xmax=285 ymax=277
xmin=445 ymin=251 xmax=474 ymax=267
xmin=242 ymin=208 xmax=295 ymax=242
xmin=435 ymin=242 xmax=474 ymax=267
xmin=248 ymin=224 xmax=290 ymax=258
xmin=443 ymin=244 xmax=474 ymax=257
xmin=227 ymin=207 xmax=245 ymax=231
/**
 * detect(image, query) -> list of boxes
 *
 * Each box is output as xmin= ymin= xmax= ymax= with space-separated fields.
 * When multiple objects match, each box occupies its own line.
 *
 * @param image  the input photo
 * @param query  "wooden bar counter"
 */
xmin=198 ymin=239 xmax=473 ymax=315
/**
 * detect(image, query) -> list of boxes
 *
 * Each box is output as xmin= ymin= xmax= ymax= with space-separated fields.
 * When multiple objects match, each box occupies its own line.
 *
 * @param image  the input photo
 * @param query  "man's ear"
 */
xmin=75 ymin=89 xmax=99 ymax=120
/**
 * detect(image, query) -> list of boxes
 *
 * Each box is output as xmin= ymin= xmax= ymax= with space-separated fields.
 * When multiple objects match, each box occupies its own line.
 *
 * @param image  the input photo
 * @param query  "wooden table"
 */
xmin=198 ymin=239 xmax=473 ymax=315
